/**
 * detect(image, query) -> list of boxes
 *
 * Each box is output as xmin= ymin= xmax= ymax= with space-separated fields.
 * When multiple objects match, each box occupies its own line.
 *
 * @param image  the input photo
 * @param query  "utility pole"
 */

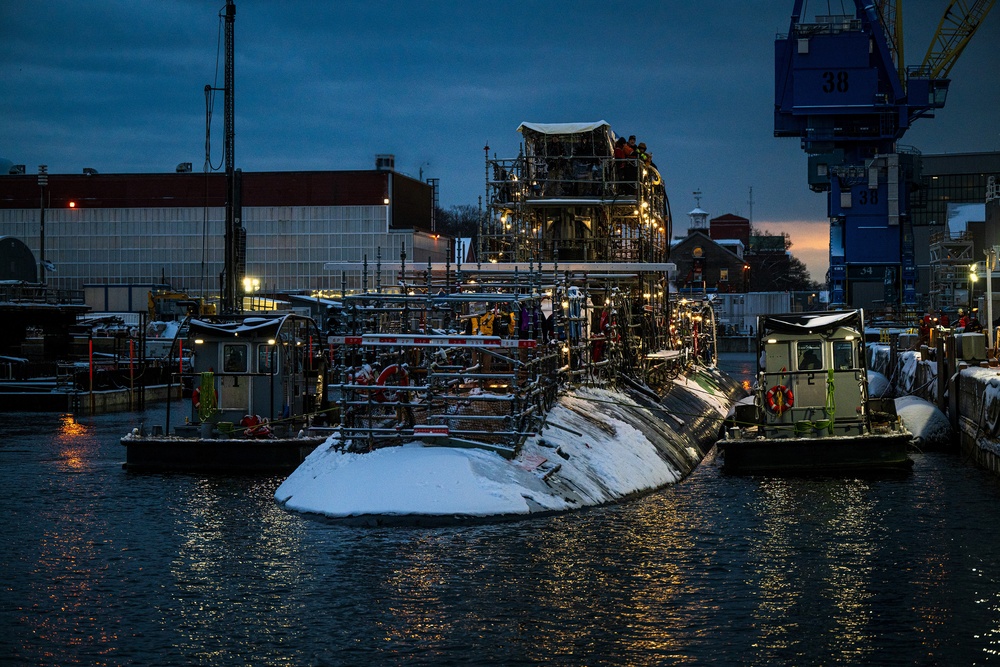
xmin=987 ymin=248 xmax=996 ymax=350
xmin=218 ymin=0 xmax=242 ymax=314
xmin=223 ymin=0 xmax=240 ymax=313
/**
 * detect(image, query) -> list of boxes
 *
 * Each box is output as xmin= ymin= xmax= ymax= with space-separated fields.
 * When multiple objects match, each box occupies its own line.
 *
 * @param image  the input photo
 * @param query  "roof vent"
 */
xmin=176 ymin=162 xmax=193 ymax=173
xmin=83 ymin=167 xmax=98 ymax=175
xmin=375 ymin=154 xmax=395 ymax=171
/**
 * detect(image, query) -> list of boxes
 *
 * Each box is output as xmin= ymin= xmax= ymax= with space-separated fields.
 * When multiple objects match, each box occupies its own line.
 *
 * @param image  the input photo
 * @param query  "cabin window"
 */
xmin=797 ymin=341 xmax=822 ymax=370
xmin=257 ymin=344 xmax=276 ymax=373
xmin=223 ymin=343 xmax=248 ymax=373
xmin=833 ymin=341 xmax=854 ymax=370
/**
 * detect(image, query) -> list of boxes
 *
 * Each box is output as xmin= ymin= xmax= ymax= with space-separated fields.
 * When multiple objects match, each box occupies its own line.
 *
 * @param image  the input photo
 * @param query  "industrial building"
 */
xmin=0 ymin=159 xmax=446 ymax=311
xmin=915 ymin=152 xmax=1000 ymax=314
xmin=774 ymin=1 xmax=994 ymax=311
xmin=3 ymin=151 xmax=996 ymax=316
xmin=671 ymin=208 xmax=748 ymax=294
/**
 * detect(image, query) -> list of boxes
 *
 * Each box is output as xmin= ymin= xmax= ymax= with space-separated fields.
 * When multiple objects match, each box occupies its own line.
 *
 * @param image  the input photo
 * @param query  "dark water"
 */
xmin=4 ymin=355 xmax=1000 ymax=666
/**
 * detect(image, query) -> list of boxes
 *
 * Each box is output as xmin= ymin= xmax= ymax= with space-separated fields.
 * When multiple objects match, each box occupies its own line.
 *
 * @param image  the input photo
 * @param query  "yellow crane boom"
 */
xmin=919 ymin=0 xmax=996 ymax=79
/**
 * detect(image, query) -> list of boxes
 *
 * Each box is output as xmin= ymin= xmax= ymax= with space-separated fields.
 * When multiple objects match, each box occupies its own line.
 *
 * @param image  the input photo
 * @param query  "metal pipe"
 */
xmin=428 ymin=372 xmax=518 ymax=380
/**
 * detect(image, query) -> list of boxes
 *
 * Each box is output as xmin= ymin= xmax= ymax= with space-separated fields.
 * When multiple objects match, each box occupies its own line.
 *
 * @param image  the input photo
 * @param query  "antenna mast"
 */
xmin=221 ymin=0 xmax=243 ymax=314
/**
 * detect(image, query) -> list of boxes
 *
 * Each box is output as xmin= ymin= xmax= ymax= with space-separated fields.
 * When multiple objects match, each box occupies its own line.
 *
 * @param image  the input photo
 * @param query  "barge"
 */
xmin=718 ymin=310 xmax=912 ymax=475
xmin=121 ymin=313 xmax=328 ymax=473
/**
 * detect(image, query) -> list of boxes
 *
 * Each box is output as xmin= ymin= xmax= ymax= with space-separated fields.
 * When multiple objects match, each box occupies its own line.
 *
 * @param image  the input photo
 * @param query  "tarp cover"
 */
xmin=760 ymin=310 xmax=862 ymax=336
xmin=189 ymin=316 xmax=288 ymax=339
xmin=517 ymin=121 xmax=610 ymax=135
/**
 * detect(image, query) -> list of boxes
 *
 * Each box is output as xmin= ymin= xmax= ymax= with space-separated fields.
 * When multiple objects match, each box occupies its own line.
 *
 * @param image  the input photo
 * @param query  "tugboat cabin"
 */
xmin=188 ymin=314 xmax=324 ymax=430
xmin=757 ymin=310 xmax=869 ymax=437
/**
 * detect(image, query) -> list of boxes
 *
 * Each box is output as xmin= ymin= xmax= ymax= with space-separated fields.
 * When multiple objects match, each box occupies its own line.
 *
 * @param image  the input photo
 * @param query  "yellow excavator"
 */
xmin=148 ymin=289 xmax=217 ymax=321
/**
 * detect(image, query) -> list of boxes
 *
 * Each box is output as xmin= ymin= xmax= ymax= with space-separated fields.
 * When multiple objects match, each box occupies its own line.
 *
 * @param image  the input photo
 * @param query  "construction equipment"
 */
xmin=148 ymin=290 xmax=217 ymax=320
xmin=774 ymin=0 xmax=994 ymax=308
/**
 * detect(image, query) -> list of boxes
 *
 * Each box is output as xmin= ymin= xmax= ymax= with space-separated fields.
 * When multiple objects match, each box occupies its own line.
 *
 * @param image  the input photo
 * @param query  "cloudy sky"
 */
xmin=2 ymin=1 xmax=997 ymax=281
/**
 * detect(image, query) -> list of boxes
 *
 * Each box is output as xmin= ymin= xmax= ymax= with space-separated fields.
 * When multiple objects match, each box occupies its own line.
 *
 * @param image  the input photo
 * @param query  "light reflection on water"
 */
xmin=3 ymin=385 xmax=1000 ymax=665
xmin=744 ymin=478 xmax=884 ymax=661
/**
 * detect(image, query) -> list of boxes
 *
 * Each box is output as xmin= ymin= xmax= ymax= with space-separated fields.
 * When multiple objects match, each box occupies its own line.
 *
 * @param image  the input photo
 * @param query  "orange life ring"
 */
xmin=374 ymin=364 xmax=409 ymax=403
xmin=765 ymin=385 xmax=794 ymax=415
xmin=240 ymin=414 xmax=272 ymax=438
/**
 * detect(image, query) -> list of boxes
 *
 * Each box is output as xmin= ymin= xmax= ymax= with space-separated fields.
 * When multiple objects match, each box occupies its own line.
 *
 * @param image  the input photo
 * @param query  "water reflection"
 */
xmin=347 ymin=492 xmax=736 ymax=665
xmin=54 ymin=414 xmax=92 ymax=470
xmin=16 ymin=412 xmax=115 ymax=665
xmin=8 ymin=399 xmax=1000 ymax=665
xmin=167 ymin=477 xmax=306 ymax=666
xmin=745 ymin=479 xmax=885 ymax=659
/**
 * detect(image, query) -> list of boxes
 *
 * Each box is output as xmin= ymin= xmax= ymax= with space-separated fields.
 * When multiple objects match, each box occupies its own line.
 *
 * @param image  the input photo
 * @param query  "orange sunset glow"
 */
xmin=755 ymin=219 xmax=830 ymax=284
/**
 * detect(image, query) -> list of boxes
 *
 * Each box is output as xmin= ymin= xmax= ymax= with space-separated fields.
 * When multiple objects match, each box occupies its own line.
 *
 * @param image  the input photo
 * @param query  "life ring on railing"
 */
xmin=765 ymin=385 xmax=794 ymax=415
xmin=374 ymin=364 xmax=409 ymax=403
xmin=346 ymin=364 xmax=375 ymax=386
xmin=240 ymin=414 xmax=272 ymax=438
xmin=192 ymin=387 xmax=201 ymax=410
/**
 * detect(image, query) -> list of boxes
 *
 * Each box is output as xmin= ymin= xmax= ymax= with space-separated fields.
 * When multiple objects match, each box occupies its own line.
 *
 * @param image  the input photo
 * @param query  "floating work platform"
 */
xmin=718 ymin=430 xmax=912 ymax=475
xmin=121 ymin=426 xmax=326 ymax=474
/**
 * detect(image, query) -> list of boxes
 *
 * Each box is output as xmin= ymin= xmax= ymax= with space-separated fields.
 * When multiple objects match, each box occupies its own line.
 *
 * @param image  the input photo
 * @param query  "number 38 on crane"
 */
xmin=774 ymin=0 xmax=995 ymax=309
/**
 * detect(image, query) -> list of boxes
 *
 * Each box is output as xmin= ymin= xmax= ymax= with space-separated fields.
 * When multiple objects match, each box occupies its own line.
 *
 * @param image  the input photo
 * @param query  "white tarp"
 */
xmin=517 ymin=121 xmax=610 ymax=135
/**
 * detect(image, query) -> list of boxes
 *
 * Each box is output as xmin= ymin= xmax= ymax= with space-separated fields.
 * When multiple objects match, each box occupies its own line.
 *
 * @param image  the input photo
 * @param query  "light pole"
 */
xmin=988 ymin=249 xmax=997 ymax=349
xmin=969 ymin=263 xmax=979 ymax=321
xmin=267 ymin=338 xmax=276 ymax=421
xmin=38 ymin=165 xmax=47 ymax=285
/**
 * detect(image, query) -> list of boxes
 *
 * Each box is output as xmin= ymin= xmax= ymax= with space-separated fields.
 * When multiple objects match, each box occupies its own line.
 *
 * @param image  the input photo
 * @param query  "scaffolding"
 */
xmin=481 ymin=122 xmax=672 ymax=265
xmin=928 ymin=230 xmax=975 ymax=312
xmin=309 ymin=122 xmax=728 ymax=457
xmin=323 ymin=258 xmax=715 ymax=457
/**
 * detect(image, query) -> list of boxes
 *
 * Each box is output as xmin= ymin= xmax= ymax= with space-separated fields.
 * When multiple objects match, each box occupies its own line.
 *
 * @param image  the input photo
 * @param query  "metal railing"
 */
xmin=0 ymin=283 xmax=85 ymax=305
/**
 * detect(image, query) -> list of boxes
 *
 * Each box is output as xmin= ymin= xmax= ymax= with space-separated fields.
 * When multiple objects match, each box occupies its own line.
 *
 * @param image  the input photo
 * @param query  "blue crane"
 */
xmin=774 ymin=0 xmax=994 ymax=308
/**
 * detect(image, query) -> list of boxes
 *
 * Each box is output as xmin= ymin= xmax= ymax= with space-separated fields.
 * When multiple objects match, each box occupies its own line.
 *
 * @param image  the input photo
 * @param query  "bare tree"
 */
xmin=436 ymin=205 xmax=481 ymax=239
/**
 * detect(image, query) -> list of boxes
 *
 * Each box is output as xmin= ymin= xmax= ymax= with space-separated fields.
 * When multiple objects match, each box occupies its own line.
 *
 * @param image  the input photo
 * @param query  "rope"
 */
xmin=823 ymin=368 xmax=836 ymax=435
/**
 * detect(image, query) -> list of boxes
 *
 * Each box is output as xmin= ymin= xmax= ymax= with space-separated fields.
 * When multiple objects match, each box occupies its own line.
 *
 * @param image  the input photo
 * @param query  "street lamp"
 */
xmin=242 ymin=276 xmax=260 ymax=310
xmin=969 ymin=263 xmax=979 ymax=315
xmin=987 ymin=248 xmax=997 ymax=349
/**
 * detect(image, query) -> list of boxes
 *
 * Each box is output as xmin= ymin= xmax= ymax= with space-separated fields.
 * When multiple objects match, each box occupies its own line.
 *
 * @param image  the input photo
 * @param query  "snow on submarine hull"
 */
xmin=275 ymin=367 xmax=743 ymax=524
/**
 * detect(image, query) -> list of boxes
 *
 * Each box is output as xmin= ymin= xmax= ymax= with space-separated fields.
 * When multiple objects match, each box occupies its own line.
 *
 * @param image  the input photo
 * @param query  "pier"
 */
xmin=867 ymin=328 xmax=1000 ymax=473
